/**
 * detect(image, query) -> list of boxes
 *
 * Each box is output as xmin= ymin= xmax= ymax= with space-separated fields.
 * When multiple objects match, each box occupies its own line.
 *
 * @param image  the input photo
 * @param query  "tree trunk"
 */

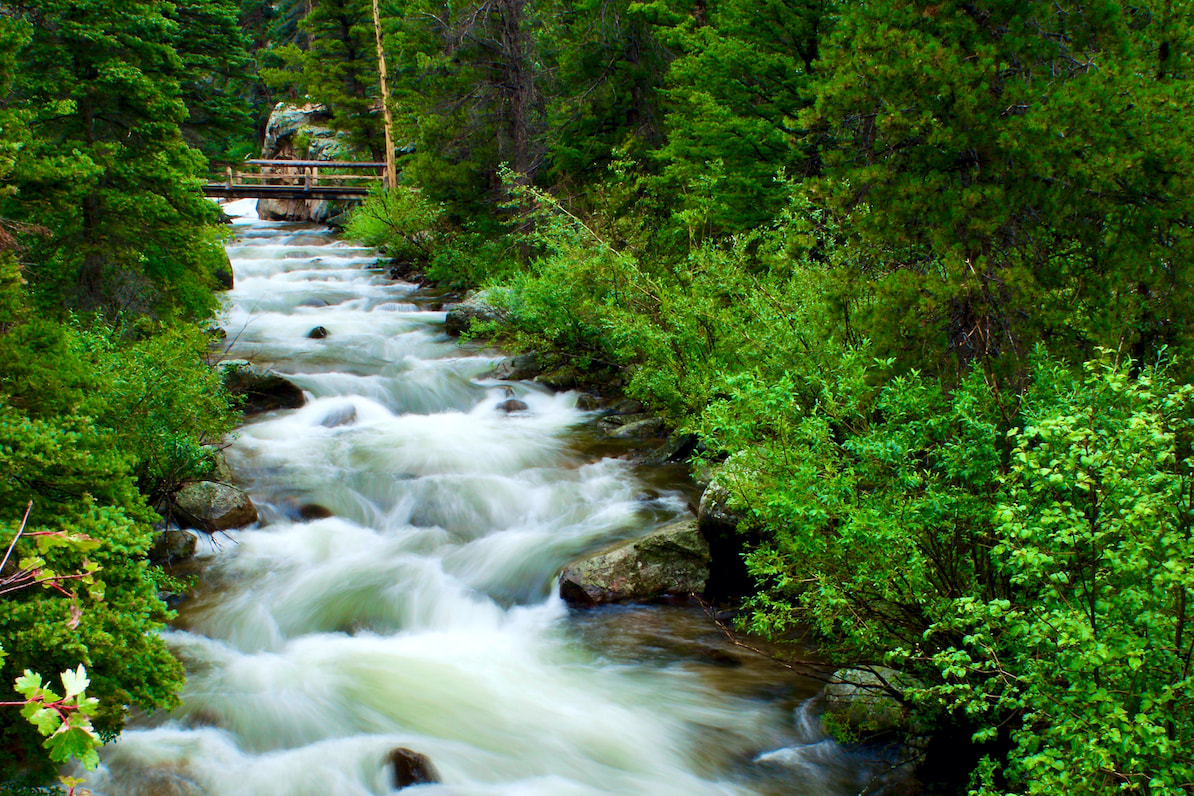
xmin=371 ymin=0 xmax=397 ymax=189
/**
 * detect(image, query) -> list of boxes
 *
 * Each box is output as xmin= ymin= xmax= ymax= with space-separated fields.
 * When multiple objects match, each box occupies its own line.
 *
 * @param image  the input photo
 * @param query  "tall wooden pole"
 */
xmin=371 ymin=0 xmax=397 ymax=191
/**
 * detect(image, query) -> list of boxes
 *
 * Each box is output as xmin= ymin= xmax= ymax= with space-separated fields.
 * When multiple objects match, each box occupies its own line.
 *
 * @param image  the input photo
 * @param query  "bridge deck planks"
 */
xmin=203 ymin=184 xmax=372 ymax=200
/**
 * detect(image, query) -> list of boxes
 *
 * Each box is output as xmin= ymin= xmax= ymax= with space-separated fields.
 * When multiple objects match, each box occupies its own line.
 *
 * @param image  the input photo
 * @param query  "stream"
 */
xmin=87 ymin=201 xmax=900 ymax=795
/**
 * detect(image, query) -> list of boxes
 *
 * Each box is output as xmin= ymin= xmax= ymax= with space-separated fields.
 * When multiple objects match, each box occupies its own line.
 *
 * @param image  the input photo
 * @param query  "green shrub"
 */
xmin=0 ymin=317 xmax=231 ymax=780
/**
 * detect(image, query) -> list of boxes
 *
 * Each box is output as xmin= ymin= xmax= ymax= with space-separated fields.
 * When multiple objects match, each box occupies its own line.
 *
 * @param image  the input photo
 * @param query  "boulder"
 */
xmin=535 ymin=366 xmax=584 ymax=391
xmin=389 ymin=748 xmax=439 ymax=789
xmin=559 ymin=518 xmax=710 ymax=605
xmin=219 ymin=360 xmax=305 ymax=415
xmin=173 ymin=481 xmax=258 ymax=533
xmin=596 ymin=411 xmax=653 ymax=432
xmin=202 ymin=445 xmax=235 ymax=483
xmin=821 ymin=666 xmax=920 ymax=737
xmin=698 ymin=469 xmax=747 ymax=536
xmin=148 ymin=529 xmax=198 ymax=564
xmin=256 ymin=103 xmax=353 ymax=223
xmin=492 ymin=353 xmax=540 ymax=381
xmin=608 ymin=398 xmax=645 ymax=415
xmin=639 ymin=433 xmax=699 ymax=465
xmin=307 ymin=326 xmax=329 ymax=339
xmin=444 ymin=290 xmax=509 ymax=337
xmin=497 ymin=398 xmax=529 ymax=413
xmin=575 ymin=393 xmax=602 ymax=411
xmin=609 ymin=416 xmax=667 ymax=440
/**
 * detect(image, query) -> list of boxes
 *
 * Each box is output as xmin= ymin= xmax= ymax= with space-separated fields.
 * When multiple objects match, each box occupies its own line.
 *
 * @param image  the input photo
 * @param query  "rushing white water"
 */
xmin=87 ymin=199 xmax=891 ymax=796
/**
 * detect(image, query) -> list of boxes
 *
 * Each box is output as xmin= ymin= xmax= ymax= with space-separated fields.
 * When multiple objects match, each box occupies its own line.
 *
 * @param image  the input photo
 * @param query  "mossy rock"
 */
xmin=559 ymin=519 xmax=710 ymax=605
xmin=822 ymin=666 xmax=921 ymax=738
xmin=173 ymin=481 xmax=258 ymax=533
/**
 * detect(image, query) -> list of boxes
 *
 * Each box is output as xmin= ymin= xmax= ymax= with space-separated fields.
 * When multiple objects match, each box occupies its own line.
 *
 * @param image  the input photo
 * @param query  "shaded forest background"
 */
xmin=1 ymin=0 xmax=1192 ymax=792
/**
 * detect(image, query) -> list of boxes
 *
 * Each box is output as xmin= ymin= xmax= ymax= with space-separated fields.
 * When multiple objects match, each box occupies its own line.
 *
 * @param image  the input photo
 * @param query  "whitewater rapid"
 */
xmin=86 ymin=199 xmax=889 ymax=796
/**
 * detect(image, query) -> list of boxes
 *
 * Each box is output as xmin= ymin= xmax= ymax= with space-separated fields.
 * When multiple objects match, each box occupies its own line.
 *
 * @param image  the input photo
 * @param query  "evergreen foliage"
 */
xmin=0 ymin=0 xmax=233 ymax=320
xmin=0 ymin=0 xmax=239 ymax=783
xmin=1 ymin=0 xmax=1191 ymax=788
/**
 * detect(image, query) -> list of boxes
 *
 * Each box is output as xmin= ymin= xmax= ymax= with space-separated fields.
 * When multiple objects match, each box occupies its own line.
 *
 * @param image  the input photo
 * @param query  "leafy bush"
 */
xmin=0 ymin=317 xmax=231 ymax=780
xmin=701 ymin=351 xmax=1194 ymax=792
xmin=931 ymin=356 xmax=1194 ymax=794
xmin=346 ymin=185 xmax=445 ymax=265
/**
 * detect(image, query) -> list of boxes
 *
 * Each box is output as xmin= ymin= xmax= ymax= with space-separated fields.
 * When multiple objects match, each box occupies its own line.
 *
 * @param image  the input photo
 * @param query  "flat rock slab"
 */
xmin=559 ymin=518 xmax=710 ymax=605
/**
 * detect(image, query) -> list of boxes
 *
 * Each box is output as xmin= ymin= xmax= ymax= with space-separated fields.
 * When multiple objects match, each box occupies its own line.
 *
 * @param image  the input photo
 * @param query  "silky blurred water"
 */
xmin=87 ymin=199 xmax=894 ymax=796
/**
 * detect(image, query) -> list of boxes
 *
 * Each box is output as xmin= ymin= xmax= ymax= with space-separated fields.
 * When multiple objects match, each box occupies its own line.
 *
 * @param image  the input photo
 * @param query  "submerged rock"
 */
xmin=559 ymin=518 xmax=711 ymax=605
xmin=319 ymin=404 xmax=357 ymax=428
xmin=389 ymin=748 xmax=439 ymax=789
xmin=173 ymin=481 xmax=258 ymax=533
xmin=219 ymin=359 xmax=305 ymax=415
xmin=497 ymin=398 xmax=530 ymax=413
xmin=299 ymin=504 xmax=334 ymax=520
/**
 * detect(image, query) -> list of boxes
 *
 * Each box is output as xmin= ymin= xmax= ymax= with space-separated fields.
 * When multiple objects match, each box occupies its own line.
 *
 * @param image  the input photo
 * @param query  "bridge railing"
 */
xmin=221 ymin=159 xmax=388 ymax=190
xmin=205 ymin=159 xmax=389 ymax=199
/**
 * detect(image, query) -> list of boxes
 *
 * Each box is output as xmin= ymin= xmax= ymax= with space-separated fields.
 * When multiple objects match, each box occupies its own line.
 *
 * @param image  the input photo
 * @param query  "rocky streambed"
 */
xmin=91 ymin=201 xmax=909 ymax=796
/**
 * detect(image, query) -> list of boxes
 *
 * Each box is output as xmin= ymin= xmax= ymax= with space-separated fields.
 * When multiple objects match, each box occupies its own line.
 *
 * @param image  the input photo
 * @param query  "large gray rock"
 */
xmin=639 ymin=433 xmax=699 ymax=465
xmin=492 ymin=353 xmax=540 ymax=381
xmin=609 ymin=415 xmax=667 ymax=440
xmin=256 ymin=103 xmax=353 ymax=223
xmin=219 ymin=360 xmax=305 ymax=415
xmin=559 ymin=519 xmax=710 ymax=605
xmin=445 ymin=290 xmax=510 ymax=337
xmin=173 ymin=481 xmax=258 ymax=533
xmin=203 ymin=445 xmax=235 ymax=483
xmin=822 ymin=666 xmax=920 ymax=737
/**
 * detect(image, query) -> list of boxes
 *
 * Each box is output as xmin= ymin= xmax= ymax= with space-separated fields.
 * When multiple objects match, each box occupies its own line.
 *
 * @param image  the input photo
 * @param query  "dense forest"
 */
xmin=1 ymin=0 xmax=1192 ymax=792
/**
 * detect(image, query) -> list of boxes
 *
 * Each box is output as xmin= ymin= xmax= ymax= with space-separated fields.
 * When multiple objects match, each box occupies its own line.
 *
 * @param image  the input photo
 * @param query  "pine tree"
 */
xmin=265 ymin=0 xmax=386 ymax=159
xmin=805 ymin=0 xmax=1194 ymax=376
xmin=0 ymin=0 xmax=229 ymax=320
xmin=650 ymin=0 xmax=824 ymax=234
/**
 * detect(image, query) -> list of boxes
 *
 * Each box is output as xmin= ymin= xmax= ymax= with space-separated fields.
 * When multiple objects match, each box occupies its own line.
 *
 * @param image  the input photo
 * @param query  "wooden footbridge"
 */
xmin=203 ymin=159 xmax=387 ymax=200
